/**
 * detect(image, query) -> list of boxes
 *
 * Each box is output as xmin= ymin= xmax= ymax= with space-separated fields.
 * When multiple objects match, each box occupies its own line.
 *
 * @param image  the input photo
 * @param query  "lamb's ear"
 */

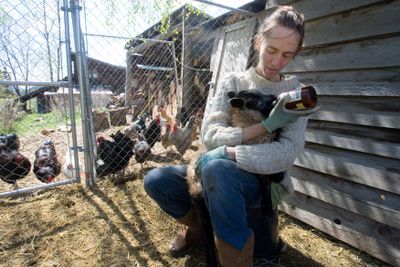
xmin=229 ymin=98 xmax=245 ymax=108
xmin=227 ymin=91 xmax=236 ymax=98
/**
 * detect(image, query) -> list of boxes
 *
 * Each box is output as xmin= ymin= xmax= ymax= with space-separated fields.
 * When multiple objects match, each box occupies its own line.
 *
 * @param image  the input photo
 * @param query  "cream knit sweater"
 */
xmin=201 ymin=67 xmax=308 ymax=193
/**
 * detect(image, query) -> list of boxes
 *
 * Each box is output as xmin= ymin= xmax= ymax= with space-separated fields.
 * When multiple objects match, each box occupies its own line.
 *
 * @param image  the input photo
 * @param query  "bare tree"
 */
xmin=28 ymin=0 xmax=59 ymax=82
xmin=0 ymin=1 xmax=60 ymax=87
xmin=41 ymin=0 xmax=56 ymax=81
xmin=0 ymin=11 xmax=32 ymax=96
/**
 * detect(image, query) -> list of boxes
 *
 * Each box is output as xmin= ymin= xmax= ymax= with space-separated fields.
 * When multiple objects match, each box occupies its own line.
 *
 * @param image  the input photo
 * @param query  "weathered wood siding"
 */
xmin=209 ymin=0 xmax=400 ymax=265
xmin=204 ymin=17 xmax=258 ymax=120
xmin=268 ymin=0 xmax=400 ymax=265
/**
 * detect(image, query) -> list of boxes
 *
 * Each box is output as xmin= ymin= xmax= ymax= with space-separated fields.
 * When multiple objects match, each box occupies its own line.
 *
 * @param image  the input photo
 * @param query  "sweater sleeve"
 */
xmin=235 ymin=116 xmax=308 ymax=175
xmin=201 ymin=74 xmax=244 ymax=149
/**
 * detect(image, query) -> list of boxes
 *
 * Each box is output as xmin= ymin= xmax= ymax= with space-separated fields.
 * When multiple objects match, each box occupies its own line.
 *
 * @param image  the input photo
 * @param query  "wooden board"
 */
xmin=266 ymin=0 xmax=385 ymax=21
xmin=211 ymin=17 xmax=257 ymax=95
xmin=310 ymin=109 xmax=398 ymax=129
xmin=309 ymin=96 xmax=399 ymax=129
xmin=295 ymin=144 xmax=400 ymax=195
xmin=307 ymin=120 xmax=400 ymax=143
xmin=280 ymin=192 xmax=400 ymax=266
xmin=205 ymin=17 xmax=257 ymax=120
xmin=284 ymin=36 xmax=400 ymax=72
xmin=302 ymin=80 xmax=400 ymax=97
xmin=291 ymin=167 xmax=400 ymax=229
xmin=304 ymin=1 xmax=400 ymax=47
xmin=305 ymin=128 xmax=400 ymax=159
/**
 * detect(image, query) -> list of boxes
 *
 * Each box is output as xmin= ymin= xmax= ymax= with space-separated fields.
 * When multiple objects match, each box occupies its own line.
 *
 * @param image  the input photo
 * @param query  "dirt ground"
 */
xmin=0 ymin=130 xmax=392 ymax=267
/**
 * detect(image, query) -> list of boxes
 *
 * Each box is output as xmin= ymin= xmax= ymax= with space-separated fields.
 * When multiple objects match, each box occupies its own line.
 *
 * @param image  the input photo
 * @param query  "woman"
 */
xmin=144 ymin=6 xmax=316 ymax=266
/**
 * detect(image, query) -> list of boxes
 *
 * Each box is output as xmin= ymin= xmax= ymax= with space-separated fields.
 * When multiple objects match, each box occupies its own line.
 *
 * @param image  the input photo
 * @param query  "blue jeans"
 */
xmin=144 ymin=159 xmax=283 ymax=251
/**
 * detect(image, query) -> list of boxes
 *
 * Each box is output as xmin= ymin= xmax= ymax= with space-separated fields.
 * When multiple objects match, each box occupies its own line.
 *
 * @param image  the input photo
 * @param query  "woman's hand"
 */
xmin=195 ymin=146 xmax=228 ymax=175
xmin=261 ymin=94 xmax=319 ymax=133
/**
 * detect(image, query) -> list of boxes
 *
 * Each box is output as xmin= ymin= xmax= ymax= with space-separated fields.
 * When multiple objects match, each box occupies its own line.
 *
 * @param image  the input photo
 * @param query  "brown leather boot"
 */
xmin=215 ymin=231 xmax=254 ymax=267
xmin=169 ymin=206 xmax=202 ymax=257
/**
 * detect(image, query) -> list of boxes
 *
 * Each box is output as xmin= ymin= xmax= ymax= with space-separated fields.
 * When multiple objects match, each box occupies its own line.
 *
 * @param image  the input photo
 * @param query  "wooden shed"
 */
xmin=206 ymin=0 xmax=400 ymax=265
xmin=125 ymin=4 xmax=211 ymax=119
xmin=19 ymin=86 xmax=59 ymax=114
xmin=71 ymin=52 xmax=126 ymax=94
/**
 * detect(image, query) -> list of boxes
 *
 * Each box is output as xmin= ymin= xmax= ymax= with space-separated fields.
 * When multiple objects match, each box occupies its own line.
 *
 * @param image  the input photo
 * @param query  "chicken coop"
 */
xmin=125 ymin=4 xmax=212 ymax=121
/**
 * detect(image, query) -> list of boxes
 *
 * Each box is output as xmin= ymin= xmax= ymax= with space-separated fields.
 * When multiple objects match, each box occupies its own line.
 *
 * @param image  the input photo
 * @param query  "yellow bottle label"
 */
xmin=295 ymin=103 xmax=306 ymax=109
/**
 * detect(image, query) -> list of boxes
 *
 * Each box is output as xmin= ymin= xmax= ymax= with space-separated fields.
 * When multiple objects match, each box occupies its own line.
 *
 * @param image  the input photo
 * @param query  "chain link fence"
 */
xmin=0 ymin=0 xmax=258 ymax=196
xmin=84 ymin=0 xmax=256 ymax=180
xmin=0 ymin=0 xmax=86 ymax=196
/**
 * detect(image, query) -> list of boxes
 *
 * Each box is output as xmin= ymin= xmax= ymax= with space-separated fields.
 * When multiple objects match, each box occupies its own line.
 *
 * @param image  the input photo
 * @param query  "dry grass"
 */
xmin=0 ymin=131 xmax=392 ymax=267
xmin=0 ymin=175 xmax=392 ymax=267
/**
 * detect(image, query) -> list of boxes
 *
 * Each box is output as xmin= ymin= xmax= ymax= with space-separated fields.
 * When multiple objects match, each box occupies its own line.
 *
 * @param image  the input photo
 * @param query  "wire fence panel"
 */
xmin=0 ymin=0 xmax=247 ymax=192
xmin=78 ymin=0 xmax=255 ymax=179
xmin=0 ymin=0 xmax=255 ymax=190
xmin=0 ymin=0 xmax=84 ymax=196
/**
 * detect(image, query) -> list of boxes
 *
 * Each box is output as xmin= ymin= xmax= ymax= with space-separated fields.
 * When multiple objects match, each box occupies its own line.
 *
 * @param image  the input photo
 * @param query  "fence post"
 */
xmin=61 ymin=0 xmax=81 ymax=184
xmin=69 ymin=0 xmax=96 ymax=186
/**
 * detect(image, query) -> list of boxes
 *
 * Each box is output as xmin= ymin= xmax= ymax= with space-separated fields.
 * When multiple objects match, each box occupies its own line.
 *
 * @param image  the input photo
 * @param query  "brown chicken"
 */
xmin=168 ymin=115 xmax=197 ymax=155
xmin=33 ymin=140 xmax=61 ymax=183
xmin=0 ymin=147 xmax=31 ymax=189
xmin=159 ymin=107 xmax=174 ymax=124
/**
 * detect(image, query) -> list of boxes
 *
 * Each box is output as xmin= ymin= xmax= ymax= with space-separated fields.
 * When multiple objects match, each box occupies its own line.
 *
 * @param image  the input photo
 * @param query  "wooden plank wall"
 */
xmin=264 ymin=0 xmax=400 ymax=265
xmin=204 ymin=17 xmax=258 ymax=122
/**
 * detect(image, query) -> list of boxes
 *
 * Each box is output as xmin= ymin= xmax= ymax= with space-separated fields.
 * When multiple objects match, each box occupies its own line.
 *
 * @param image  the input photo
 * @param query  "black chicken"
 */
xmin=132 ymin=115 xmax=146 ymax=133
xmin=0 ymin=133 xmax=20 ymax=150
xmin=96 ymin=131 xmax=135 ymax=177
xmin=176 ymin=107 xmax=190 ymax=127
xmin=0 ymin=146 xmax=31 ymax=189
xmin=143 ymin=116 xmax=161 ymax=148
xmin=33 ymin=140 xmax=61 ymax=183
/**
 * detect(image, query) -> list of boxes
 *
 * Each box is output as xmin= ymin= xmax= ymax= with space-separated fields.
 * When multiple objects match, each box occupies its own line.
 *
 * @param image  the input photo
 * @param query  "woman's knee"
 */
xmin=143 ymin=168 xmax=164 ymax=197
xmin=143 ymin=165 xmax=187 ymax=198
xmin=202 ymin=159 xmax=233 ymax=175
xmin=201 ymin=159 xmax=236 ymax=189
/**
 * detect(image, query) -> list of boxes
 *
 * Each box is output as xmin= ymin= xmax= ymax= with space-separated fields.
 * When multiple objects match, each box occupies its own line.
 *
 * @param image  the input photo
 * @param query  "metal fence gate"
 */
xmin=0 ymin=0 xmax=103 ymax=197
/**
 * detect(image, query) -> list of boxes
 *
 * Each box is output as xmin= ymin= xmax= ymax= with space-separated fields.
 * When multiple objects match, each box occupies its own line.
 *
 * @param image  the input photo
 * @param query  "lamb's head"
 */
xmin=227 ymin=90 xmax=277 ymax=120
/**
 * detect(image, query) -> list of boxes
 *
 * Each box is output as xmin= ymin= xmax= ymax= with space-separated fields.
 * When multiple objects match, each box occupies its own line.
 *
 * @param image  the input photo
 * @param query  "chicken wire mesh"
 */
xmin=1 ymin=0 xmax=260 ymax=194
xmin=83 ymin=0 xmax=258 ymax=178
xmin=0 ymin=0 xmax=85 ymax=195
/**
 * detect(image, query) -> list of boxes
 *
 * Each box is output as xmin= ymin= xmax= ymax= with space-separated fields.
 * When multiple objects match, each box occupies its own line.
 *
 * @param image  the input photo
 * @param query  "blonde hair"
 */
xmin=255 ymin=6 xmax=305 ymax=53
